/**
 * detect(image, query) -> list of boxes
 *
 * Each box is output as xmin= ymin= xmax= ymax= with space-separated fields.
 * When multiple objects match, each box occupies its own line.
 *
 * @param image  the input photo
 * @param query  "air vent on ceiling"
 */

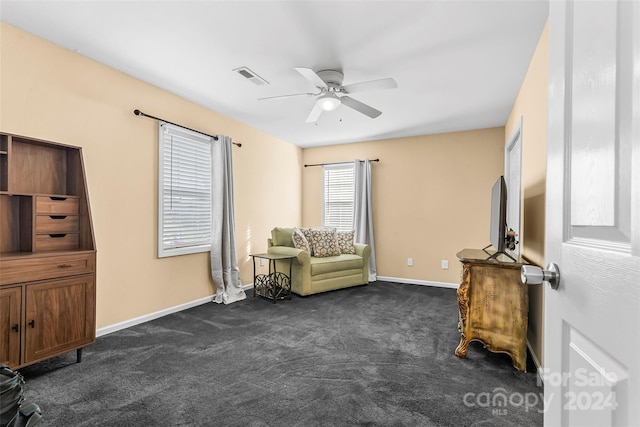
xmin=233 ymin=67 xmax=269 ymax=86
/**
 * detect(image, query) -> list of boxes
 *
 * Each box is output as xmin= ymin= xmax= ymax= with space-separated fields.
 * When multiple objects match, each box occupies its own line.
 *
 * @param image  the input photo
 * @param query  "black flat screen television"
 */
xmin=483 ymin=175 xmax=516 ymax=262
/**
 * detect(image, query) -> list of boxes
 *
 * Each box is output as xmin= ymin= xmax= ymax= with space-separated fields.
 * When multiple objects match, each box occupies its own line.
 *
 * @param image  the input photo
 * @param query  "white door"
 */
xmin=545 ymin=1 xmax=640 ymax=426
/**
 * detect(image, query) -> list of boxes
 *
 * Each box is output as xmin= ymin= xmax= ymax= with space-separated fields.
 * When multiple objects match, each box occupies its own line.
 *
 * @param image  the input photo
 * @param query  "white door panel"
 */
xmin=546 ymin=1 xmax=639 ymax=426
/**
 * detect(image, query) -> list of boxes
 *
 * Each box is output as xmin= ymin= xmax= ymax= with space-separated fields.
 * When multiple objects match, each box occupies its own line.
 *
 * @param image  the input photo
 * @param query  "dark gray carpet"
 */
xmin=19 ymin=281 xmax=543 ymax=426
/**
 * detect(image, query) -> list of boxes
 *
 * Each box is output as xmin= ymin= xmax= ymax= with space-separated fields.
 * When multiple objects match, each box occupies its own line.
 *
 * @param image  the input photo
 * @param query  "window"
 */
xmin=322 ymin=163 xmax=355 ymax=231
xmin=158 ymin=122 xmax=212 ymax=257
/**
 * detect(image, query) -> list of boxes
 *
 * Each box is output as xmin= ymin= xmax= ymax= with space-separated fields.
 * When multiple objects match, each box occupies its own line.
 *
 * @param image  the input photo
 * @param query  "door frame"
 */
xmin=505 ymin=117 xmax=523 ymax=259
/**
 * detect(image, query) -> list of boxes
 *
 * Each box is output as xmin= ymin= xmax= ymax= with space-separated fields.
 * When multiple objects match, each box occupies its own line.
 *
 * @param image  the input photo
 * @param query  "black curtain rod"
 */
xmin=304 ymin=158 xmax=379 ymax=168
xmin=133 ymin=109 xmax=241 ymax=147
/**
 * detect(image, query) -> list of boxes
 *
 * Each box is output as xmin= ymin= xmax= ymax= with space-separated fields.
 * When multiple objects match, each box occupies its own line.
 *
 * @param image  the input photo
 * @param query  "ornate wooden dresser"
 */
xmin=454 ymin=248 xmax=529 ymax=371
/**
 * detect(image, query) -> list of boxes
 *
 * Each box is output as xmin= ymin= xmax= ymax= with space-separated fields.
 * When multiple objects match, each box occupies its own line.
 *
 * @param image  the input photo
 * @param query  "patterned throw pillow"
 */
xmin=292 ymin=228 xmax=311 ymax=253
xmin=310 ymin=228 xmax=341 ymax=257
xmin=299 ymin=228 xmax=315 ymax=256
xmin=337 ymin=230 xmax=356 ymax=254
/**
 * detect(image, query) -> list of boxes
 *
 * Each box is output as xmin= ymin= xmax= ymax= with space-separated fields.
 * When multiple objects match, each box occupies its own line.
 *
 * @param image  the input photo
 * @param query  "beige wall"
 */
xmin=0 ymin=23 xmax=302 ymax=329
xmin=302 ymin=127 xmax=505 ymax=285
xmin=505 ymin=21 xmax=549 ymax=368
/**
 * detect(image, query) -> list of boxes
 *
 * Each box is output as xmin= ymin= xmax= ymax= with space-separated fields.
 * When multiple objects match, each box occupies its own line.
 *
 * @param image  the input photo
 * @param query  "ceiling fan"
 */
xmin=259 ymin=67 xmax=398 ymax=123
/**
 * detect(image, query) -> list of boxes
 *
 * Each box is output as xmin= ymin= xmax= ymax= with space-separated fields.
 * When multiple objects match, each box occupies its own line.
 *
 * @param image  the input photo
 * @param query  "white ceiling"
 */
xmin=0 ymin=1 xmax=548 ymax=148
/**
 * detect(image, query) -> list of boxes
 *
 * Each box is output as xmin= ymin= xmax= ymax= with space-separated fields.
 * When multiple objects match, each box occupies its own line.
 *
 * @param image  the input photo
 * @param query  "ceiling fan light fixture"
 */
xmin=318 ymin=94 xmax=341 ymax=111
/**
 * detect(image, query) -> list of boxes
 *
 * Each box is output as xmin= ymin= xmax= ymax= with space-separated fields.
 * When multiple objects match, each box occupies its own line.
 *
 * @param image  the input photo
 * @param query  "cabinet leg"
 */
xmin=455 ymin=336 xmax=469 ymax=358
xmin=511 ymin=351 xmax=527 ymax=372
xmin=77 ymin=348 xmax=83 ymax=363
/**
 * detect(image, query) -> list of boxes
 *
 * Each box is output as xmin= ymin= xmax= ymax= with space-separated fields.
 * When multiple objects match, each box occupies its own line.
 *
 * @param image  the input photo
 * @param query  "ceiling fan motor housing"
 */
xmin=317 ymin=70 xmax=344 ymax=90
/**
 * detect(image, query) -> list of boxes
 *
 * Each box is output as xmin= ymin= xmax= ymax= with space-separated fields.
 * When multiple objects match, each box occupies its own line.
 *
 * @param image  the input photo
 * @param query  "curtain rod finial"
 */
xmin=134 ymin=109 xmax=142 ymax=116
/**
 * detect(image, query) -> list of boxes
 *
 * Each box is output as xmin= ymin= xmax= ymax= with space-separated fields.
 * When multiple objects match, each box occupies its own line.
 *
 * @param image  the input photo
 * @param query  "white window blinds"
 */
xmin=323 ymin=163 xmax=355 ymax=231
xmin=158 ymin=122 xmax=213 ymax=257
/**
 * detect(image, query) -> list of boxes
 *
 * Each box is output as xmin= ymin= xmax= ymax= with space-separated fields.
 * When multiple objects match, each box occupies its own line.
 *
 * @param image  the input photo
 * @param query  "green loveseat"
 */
xmin=267 ymin=227 xmax=371 ymax=296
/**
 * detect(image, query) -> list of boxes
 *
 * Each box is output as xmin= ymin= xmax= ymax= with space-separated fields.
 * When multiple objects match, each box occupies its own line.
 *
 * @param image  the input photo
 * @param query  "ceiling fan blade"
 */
xmin=340 ymin=96 xmax=382 ymax=119
xmin=305 ymin=100 xmax=324 ymax=123
xmin=258 ymin=92 xmax=317 ymax=101
xmin=295 ymin=67 xmax=328 ymax=89
xmin=342 ymin=78 xmax=397 ymax=94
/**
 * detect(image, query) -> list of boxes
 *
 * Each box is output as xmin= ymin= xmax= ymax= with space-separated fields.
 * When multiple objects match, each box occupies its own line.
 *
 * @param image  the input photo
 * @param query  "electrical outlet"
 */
xmin=407 ymin=258 xmax=414 ymax=266
xmin=441 ymin=260 xmax=449 ymax=270
xmin=260 ymin=258 xmax=265 ymax=267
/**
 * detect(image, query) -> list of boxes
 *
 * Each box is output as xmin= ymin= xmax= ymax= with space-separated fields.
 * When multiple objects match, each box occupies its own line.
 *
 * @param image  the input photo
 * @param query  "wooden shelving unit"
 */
xmin=0 ymin=133 xmax=96 ymax=369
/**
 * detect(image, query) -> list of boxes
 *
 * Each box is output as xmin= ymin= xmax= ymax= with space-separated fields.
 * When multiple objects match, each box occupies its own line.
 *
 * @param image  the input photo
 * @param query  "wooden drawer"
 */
xmin=35 ymin=196 xmax=79 ymax=215
xmin=34 ymin=233 xmax=79 ymax=252
xmin=0 ymin=252 xmax=95 ymax=285
xmin=35 ymin=215 xmax=79 ymax=234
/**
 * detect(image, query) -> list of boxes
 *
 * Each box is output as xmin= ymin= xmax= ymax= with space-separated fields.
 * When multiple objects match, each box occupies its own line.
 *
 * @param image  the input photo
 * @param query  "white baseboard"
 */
xmin=96 ymin=296 xmax=213 ymax=337
xmin=97 ymin=283 xmax=255 ymax=337
xmin=376 ymin=276 xmax=459 ymax=289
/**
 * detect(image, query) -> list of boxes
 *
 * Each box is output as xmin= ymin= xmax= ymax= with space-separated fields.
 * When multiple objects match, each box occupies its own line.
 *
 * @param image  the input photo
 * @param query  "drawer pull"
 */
xmin=49 ymin=234 xmax=67 ymax=238
xmin=28 ymin=320 xmax=35 ymax=328
xmin=59 ymin=263 xmax=73 ymax=269
xmin=12 ymin=324 xmax=19 ymax=333
xmin=50 ymin=196 xmax=67 ymax=201
xmin=50 ymin=215 xmax=68 ymax=220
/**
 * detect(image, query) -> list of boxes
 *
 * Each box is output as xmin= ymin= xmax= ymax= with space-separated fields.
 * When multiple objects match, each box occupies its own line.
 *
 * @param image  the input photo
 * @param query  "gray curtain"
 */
xmin=354 ymin=159 xmax=377 ymax=281
xmin=211 ymin=136 xmax=246 ymax=304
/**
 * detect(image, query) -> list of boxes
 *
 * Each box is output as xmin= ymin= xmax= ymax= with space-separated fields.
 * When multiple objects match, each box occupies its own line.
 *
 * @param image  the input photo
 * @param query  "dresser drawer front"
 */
xmin=35 ymin=196 xmax=79 ymax=215
xmin=0 ymin=252 xmax=95 ymax=285
xmin=34 ymin=234 xmax=79 ymax=252
xmin=35 ymin=215 xmax=79 ymax=234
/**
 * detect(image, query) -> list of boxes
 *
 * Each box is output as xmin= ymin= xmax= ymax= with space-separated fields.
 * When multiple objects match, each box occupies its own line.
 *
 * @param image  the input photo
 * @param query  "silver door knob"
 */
xmin=521 ymin=263 xmax=560 ymax=289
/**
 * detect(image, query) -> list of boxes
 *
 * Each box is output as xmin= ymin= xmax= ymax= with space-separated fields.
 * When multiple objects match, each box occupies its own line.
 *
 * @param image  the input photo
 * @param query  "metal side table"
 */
xmin=250 ymin=253 xmax=295 ymax=303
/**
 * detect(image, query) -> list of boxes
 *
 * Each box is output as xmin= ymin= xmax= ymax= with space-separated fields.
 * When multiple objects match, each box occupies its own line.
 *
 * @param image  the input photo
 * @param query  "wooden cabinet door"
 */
xmin=24 ymin=274 xmax=95 ymax=364
xmin=0 ymin=287 xmax=22 ymax=367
